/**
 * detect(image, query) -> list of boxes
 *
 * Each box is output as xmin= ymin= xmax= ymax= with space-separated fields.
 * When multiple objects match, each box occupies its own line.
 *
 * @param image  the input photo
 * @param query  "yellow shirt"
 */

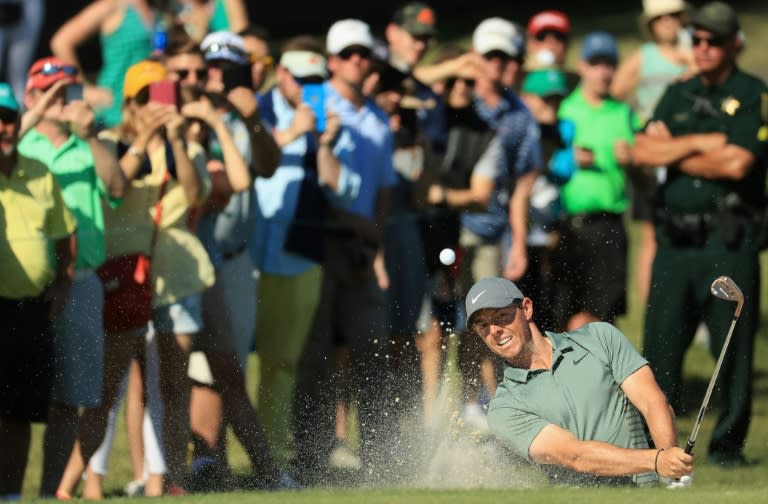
xmin=0 ymin=155 xmax=77 ymax=299
xmin=99 ymin=131 xmax=215 ymax=307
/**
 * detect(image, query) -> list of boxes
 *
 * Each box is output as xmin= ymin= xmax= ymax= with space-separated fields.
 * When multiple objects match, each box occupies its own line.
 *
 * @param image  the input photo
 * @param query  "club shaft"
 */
xmin=685 ymin=314 xmax=740 ymax=454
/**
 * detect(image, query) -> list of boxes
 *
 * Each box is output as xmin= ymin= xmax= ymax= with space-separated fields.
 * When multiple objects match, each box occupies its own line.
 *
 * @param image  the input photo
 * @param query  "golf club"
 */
xmin=684 ymin=275 xmax=744 ymax=455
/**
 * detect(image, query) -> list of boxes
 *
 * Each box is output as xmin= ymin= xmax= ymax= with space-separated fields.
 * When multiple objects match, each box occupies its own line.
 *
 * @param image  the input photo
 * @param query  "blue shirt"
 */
xmin=462 ymin=91 xmax=541 ymax=240
xmin=251 ymin=87 xmax=360 ymax=276
xmin=324 ymin=81 xmax=397 ymax=219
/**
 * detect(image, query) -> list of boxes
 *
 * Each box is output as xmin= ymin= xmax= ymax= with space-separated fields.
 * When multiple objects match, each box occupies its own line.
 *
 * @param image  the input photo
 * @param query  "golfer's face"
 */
xmin=472 ymin=302 xmax=528 ymax=362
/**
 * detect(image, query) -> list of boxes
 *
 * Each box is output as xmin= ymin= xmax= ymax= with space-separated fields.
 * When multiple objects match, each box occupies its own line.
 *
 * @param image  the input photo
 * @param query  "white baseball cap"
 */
xmin=326 ymin=19 xmax=374 ymax=55
xmin=472 ymin=17 xmax=524 ymax=57
xmin=279 ymin=50 xmax=328 ymax=79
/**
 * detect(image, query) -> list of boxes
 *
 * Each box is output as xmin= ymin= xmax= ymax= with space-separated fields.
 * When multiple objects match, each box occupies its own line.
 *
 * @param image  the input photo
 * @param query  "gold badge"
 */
xmin=762 ymin=93 xmax=768 ymax=122
xmin=721 ymin=96 xmax=741 ymax=116
xmin=758 ymin=125 xmax=768 ymax=142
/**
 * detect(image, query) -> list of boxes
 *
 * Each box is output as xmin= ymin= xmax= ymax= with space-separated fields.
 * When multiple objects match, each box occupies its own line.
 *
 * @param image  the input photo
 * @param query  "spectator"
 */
xmin=239 ymin=25 xmax=273 ymax=94
xmin=0 ymin=0 xmax=44 ymax=103
xmin=525 ymin=10 xmax=579 ymax=90
xmin=176 ymin=0 xmax=250 ymax=41
xmin=292 ymin=18 xmax=397 ymax=483
xmin=551 ymin=32 xmax=639 ymax=331
xmin=182 ymin=30 xmax=288 ymax=490
xmin=50 ymin=0 xmax=166 ymax=128
xmin=517 ymin=68 xmax=575 ymax=331
xmin=611 ymin=0 xmax=696 ymax=305
xmin=254 ymin=34 xmax=360 ymax=468
xmin=0 ymin=82 xmax=77 ymax=500
xmin=632 ymin=1 xmax=766 ymax=468
xmin=56 ymin=59 xmax=213 ymax=499
xmin=17 ymin=56 xmax=125 ymax=498
xmin=452 ymin=17 xmax=540 ymax=431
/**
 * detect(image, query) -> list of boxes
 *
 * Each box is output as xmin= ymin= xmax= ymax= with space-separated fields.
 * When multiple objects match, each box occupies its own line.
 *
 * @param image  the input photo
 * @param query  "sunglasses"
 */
xmin=337 ymin=46 xmax=372 ymax=60
xmin=0 ymin=107 xmax=18 ymax=123
xmin=446 ymin=76 xmax=476 ymax=88
xmin=32 ymin=62 xmax=78 ymax=77
xmin=172 ymin=68 xmax=208 ymax=81
xmin=534 ymin=30 xmax=569 ymax=43
xmin=691 ymin=34 xmax=728 ymax=48
xmin=482 ymin=49 xmax=513 ymax=62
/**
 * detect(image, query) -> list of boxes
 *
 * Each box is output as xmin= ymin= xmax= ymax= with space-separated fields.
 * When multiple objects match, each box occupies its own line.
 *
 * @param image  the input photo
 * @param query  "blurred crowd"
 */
xmin=0 ymin=0 xmax=765 ymax=498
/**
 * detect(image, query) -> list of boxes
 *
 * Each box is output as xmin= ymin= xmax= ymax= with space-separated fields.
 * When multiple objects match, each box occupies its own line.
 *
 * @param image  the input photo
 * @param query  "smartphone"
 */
xmin=65 ymin=83 xmax=84 ymax=104
xmin=221 ymin=64 xmax=252 ymax=92
xmin=149 ymin=80 xmax=180 ymax=109
xmin=302 ymin=83 xmax=326 ymax=133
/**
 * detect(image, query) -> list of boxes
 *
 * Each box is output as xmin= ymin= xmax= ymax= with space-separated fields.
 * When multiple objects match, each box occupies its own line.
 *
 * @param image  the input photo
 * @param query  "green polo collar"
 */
xmin=502 ymin=331 xmax=591 ymax=384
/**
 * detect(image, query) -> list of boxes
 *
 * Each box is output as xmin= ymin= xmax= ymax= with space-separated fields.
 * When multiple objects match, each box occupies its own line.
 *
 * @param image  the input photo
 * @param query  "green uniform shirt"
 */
xmin=18 ymin=129 xmax=120 ymax=269
xmin=651 ymin=68 xmax=768 ymax=214
xmin=488 ymin=322 xmax=656 ymax=486
xmin=558 ymin=88 xmax=639 ymax=214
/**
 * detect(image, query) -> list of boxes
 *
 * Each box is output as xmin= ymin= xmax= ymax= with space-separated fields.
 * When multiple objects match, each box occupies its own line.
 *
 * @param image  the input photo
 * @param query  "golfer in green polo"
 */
xmin=465 ymin=277 xmax=694 ymax=486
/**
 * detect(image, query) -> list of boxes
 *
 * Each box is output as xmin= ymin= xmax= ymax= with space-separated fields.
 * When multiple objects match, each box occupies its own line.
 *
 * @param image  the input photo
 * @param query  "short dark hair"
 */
xmin=280 ymin=35 xmax=326 ymax=57
xmin=238 ymin=24 xmax=270 ymax=41
xmin=165 ymin=24 xmax=204 ymax=59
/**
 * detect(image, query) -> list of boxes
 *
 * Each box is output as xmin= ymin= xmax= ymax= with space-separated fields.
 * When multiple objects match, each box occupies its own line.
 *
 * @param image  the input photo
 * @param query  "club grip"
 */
xmin=684 ymin=440 xmax=695 ymax=455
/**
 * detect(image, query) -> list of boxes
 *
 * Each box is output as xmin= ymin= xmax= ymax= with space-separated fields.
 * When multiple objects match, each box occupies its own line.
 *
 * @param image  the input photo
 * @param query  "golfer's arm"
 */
xmin=677 ymin=144 xmax=755 ymax=180
xmin=621 ymin=365 xmax=678 ymax=449
xmin=529 ymin=424 xmax=659 ymax=476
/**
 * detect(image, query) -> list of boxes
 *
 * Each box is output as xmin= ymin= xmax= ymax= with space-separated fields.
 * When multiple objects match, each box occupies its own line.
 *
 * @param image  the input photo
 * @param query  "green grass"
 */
xmin=18 ymin=4 xmax=768 ymax=502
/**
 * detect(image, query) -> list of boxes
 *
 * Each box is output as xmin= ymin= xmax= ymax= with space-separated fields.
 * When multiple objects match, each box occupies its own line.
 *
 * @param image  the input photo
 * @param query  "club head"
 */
xmin=710 ymin=276 xmax=744 ymax=317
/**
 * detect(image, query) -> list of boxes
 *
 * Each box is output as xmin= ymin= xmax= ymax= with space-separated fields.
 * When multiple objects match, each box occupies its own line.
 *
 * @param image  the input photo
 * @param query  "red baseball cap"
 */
xmin=527 ymin=10 xmax=571 ymax=37
xmin=26 ymin=57 xmax=79 ymax=92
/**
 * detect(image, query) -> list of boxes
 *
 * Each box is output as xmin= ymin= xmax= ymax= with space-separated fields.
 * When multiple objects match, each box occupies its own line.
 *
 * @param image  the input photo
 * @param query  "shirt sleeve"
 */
xmin=592 ymin=322 xmax=648 ymax=385
xmin=472 ymin=135 xmax=503 ymax=180
xmin=45 ymin=172 xmax=77 ymax=239
xmin=488 ymin=391 xmax=550 ymax=462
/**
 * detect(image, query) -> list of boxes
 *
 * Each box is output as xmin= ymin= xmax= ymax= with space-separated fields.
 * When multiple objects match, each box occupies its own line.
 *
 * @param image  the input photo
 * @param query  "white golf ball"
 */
xmin=439 ymin=248 xmax=456 ymax=266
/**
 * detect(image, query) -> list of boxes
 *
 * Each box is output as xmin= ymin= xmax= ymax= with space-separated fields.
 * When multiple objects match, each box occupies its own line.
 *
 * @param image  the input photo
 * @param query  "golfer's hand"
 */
xmin=656 ymin=447 xmax=694 ymax=480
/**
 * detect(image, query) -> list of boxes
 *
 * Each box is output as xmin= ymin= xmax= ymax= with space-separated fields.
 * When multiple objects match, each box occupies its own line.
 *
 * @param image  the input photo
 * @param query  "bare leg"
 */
xmin=125 ymin=359 xmax=146 ymax=483
xmin=56 ymin=331 xmax=141 ymax=498
xmin=636 ymin=221 xmax=657 ymax=306
xmin=416 ymin=319 xmax=442 ymax=422
xmin=0 ymin=418 xmax=31 ymax=496
xmin=40 ymin=402 xmax=79 ymax=496
xmin=156 ymin=332 xmax=192 ymax=489
xmin=189 ymin=384 xmax=223 ymax=452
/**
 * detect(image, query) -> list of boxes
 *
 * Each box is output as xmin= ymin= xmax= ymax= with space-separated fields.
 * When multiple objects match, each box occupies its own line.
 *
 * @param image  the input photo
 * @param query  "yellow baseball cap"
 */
xmin=123 ymin=60 xmax=167 ymax=99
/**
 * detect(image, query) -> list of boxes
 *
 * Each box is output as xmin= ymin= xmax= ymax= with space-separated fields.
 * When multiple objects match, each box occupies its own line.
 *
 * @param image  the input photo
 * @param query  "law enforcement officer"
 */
xmin=632 ymin=1 xmax=767 ymax=467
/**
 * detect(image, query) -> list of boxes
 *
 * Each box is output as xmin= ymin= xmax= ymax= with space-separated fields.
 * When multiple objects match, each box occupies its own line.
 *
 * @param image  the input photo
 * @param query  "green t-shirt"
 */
xmin=18 ymin=129 xmax=120 ymax=269
xmin=488 ymin=322 xmax=657 ymax=486
xmin=97 ymin=6 xmax=153 ymax=127
xmin=558 ymin=88 xmax=639 ymax=214
xmin=209 ymin=0 xmax=231 ymax=32
xmin=651 ymin=68 xmax=768 ymax=214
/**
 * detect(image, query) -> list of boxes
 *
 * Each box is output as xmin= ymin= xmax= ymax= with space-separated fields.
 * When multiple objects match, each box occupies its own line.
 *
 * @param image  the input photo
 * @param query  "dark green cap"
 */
xmin=691 ymin=1 xmax=740 ymax=37
xmin=522 ymin=69 xmax=568 ymax=97
xmin=393 ymin=2 xmax=437 ymax=36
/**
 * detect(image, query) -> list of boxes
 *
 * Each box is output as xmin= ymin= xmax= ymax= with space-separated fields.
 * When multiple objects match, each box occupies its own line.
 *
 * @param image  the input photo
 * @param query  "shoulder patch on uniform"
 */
xmin=758 ymin=125 xmax=768 ymax=142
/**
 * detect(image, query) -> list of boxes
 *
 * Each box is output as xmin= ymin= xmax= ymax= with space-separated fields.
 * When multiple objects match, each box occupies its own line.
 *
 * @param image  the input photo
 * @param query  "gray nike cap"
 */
xmin=465 ymin=277 xmax=525 ymax=328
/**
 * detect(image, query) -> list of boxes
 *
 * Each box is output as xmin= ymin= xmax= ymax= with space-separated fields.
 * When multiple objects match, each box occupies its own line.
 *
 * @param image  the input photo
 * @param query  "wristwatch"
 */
xmin=127 ymin=144 xmax=144 ymax=159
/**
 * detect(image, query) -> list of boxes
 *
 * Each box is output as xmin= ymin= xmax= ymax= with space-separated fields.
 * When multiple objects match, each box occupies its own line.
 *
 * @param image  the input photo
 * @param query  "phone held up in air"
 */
xmin=301 ymin=83 xmax=326 ymax=133
xmin=65 ymin=83 xmax=84 ymax=104
xmin=149 ymin=80 xmax=180 ymax=109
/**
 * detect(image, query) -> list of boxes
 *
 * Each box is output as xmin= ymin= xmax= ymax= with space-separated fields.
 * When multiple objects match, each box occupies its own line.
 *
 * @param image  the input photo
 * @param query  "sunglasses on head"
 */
xmin=173 ymin=68 xmax=208 ymax=81
xmin=534 ymin=30 xmax=568 ymax=42
xmin=33 ymin=62 xmax=78 ymax=77
xmin=0 ymin=107 xmax=18 ymax=123
xmin=337 ymin=46 xmax=372 ymax=60
xmin=691 ymin=34 xmax=728 ymax=48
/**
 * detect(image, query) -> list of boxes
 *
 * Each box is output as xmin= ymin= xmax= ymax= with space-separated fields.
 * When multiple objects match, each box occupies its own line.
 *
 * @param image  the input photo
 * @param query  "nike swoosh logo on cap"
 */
xmin=471 ymin=290 xmax=487 ymax=304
